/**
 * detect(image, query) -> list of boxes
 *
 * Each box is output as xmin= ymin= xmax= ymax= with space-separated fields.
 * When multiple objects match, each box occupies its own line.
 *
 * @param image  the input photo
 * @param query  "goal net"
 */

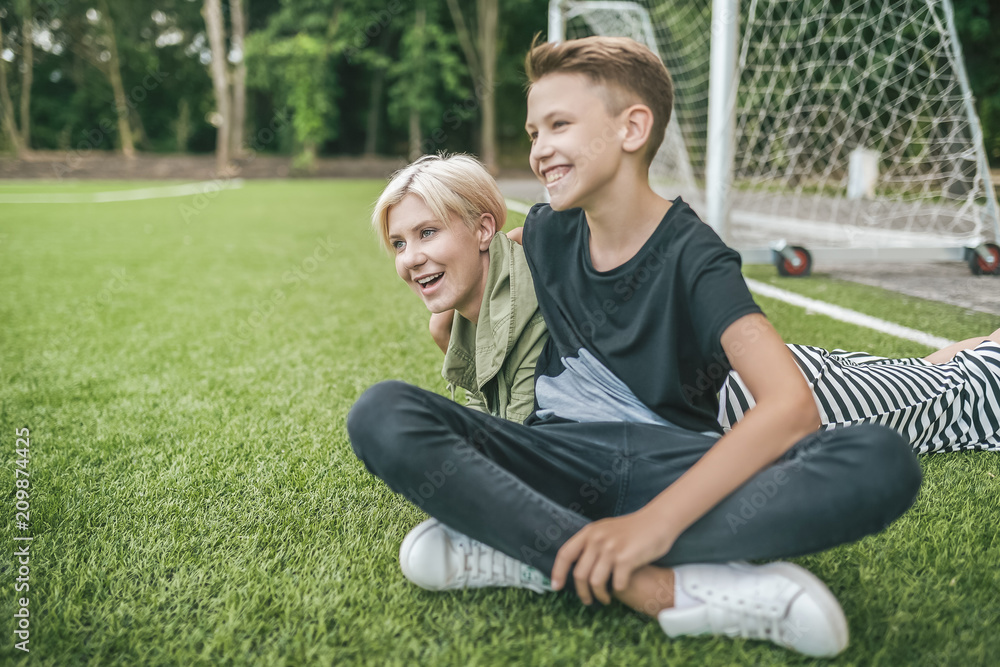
xmin=554 ymin=0 xmax=1000 ymax=251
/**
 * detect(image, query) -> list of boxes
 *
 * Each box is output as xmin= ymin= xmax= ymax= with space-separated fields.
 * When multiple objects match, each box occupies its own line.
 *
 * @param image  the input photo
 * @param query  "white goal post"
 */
xmin=548 ymin=0 xmax=1000 ymax=272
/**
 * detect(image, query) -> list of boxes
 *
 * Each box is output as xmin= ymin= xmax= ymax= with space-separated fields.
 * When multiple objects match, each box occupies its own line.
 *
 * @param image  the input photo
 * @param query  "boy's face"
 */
xmin=526 ymin=72 xmax=625 ymax=211
xmin=387 ymin=193 xmax=490 ymax=319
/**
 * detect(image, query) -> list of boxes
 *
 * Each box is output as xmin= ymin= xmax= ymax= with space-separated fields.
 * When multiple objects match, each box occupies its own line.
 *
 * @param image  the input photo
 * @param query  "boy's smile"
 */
xmin=526 ymin=72 xmax=626 ymax=211
xmin=386 ymin=194 xmax=491 ymax=323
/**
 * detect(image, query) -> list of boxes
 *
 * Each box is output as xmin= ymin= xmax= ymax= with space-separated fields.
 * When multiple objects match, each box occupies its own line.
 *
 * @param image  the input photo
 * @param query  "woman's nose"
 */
xmin=401 ymin=244 xmax=426 ymax=270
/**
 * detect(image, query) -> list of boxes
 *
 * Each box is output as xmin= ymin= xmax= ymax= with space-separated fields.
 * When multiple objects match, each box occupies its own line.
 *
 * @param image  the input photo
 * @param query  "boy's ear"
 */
xmin=477 ymin=213 xmax=498 ymax=251
xmin=621 ymin=104 xmax=654 ymax=156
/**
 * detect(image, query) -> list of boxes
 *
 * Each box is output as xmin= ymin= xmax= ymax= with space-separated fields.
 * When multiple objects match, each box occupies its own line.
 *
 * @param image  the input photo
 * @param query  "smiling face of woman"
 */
xmin=386 ymin=193 xmax=495 ymax=324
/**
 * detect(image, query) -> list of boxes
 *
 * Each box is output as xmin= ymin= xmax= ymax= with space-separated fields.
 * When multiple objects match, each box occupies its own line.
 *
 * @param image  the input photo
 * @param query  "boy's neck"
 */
xmin=582 ymin=172 xmax=672 ymax=272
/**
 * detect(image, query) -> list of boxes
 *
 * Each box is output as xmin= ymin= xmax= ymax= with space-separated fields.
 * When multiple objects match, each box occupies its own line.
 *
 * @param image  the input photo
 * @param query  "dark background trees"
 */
xmin=0 ymin=1 xmax=997 ymax=170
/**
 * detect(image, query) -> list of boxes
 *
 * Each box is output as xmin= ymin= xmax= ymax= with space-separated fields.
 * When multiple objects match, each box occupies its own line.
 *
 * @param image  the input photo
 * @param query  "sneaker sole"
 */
xmin=732 ymin=561 xmax=849 ymax=655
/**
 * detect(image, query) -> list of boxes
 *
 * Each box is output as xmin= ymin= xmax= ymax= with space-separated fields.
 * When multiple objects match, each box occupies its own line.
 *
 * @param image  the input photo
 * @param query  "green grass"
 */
xmin=1 ymin=180 xmax=998 ymax=666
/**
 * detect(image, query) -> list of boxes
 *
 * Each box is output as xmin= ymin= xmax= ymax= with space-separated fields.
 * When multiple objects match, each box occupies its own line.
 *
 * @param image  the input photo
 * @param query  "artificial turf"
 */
xmin=1 ymin=180 xmax=998 ymax=665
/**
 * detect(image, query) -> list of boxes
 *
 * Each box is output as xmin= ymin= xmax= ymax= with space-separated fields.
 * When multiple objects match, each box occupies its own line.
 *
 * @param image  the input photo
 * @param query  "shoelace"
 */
xmin=699 ymin=584 xmax=789 ymax=642
xmin=456 ymin=535 xmax=520 ymax=587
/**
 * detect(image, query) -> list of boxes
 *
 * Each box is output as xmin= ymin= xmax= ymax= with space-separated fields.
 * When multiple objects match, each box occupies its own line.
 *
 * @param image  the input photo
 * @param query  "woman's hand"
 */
xmin=551 ymin=510 xmax=678 ymax=605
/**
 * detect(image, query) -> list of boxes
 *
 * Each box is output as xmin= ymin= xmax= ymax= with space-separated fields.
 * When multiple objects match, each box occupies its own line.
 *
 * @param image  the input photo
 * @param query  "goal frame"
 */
xmin=547 ymin=0 xmax=1000 ymax=270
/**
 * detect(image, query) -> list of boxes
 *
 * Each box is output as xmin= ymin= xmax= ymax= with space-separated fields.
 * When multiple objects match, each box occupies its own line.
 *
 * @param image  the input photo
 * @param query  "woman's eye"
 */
xmin=392 ymin=240 xmax=405 ymax=251
xmin=421 ymin=229 xmax=436 ymax=239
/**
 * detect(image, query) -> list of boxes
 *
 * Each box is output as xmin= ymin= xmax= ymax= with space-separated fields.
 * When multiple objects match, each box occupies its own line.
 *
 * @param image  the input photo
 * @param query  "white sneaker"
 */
xmin=657 ymin=562 xmax=849 ymax=657
xmin=398 ymin=518 xmax=552 ymax=594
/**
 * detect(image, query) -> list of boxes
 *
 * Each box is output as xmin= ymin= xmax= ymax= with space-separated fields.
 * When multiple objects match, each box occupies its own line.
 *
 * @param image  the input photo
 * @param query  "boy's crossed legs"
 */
xmin=347 ymin=380 xmax=921 ymax=655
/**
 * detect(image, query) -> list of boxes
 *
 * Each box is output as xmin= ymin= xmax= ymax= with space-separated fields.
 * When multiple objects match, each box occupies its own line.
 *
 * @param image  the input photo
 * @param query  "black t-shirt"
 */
xmin=522 ymin=198 xmax=763 ymax=434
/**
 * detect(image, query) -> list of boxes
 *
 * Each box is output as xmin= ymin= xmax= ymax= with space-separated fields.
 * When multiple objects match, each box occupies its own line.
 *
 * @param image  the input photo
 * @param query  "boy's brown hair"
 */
xmin=524 ymin=35 xmax=674 ymax=164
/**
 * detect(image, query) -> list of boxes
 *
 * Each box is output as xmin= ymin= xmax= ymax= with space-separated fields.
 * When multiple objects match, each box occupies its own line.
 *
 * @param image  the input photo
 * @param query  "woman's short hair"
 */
xmin=371 ymin=153 xmax=507 ymax=250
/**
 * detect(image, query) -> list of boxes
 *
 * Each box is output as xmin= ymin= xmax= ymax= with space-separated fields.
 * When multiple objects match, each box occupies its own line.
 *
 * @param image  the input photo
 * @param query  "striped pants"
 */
xmin=718 ymin=341 xmax=1000 ymax=454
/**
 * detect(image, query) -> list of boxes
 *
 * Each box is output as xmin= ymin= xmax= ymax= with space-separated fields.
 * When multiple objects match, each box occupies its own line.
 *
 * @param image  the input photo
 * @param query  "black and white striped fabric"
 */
xmin=717 ymin=341 xmax=1000 ymax=454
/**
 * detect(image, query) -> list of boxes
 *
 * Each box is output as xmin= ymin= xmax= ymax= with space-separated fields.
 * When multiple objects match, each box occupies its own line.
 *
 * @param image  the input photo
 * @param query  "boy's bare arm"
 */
xmin=429 ymin=310 xmax=455 ymax=353
xmin=552 ymin=313 xmax=821 ymax=604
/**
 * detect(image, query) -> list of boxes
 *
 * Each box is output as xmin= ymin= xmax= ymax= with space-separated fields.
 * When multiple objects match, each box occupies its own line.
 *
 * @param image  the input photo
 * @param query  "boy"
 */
xmin=348 ymin=36 xmax=922 ymax=657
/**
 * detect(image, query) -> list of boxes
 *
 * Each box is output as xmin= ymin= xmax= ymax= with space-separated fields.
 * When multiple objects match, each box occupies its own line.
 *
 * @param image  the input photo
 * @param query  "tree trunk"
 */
xmin=18 ymin=1 xmax=32 ymax=149
xmin=203 ymin=0 xmax=231 ymax=171
xmin=0 ymin=15 xmax=24 ymax=156
xmin=445 ymin=0 xmax=498 ymax=172
xmin=408 ymin=107 xmax=422 ymax=161
xmin=363 ymin=29 xmax=390 ymax=157
xmin=476 ymin=0 xmax=498 ymax=173
xmin=229 ymin=0 xmax=247 ymax=158
xmin=99 ymin=0 xmax=135 ymax=158
xmin=364 ymin=67 xmax=385 ymax=156
xmin=408 ymin=5 xmax=426 ymax=161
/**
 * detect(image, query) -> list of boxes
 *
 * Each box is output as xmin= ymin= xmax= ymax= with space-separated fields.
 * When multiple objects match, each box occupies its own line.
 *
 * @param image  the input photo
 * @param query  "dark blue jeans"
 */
xmin=348 ymin=380 xmax=921 ymax=575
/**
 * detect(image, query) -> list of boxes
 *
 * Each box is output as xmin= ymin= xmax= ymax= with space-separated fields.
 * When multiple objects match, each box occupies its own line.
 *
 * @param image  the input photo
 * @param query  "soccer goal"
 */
xmin=548 ymin=0 xmax=1000 ymax=275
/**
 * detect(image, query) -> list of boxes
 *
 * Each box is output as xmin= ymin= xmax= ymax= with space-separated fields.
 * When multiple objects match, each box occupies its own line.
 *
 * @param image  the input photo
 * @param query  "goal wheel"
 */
xmin=775 ymin=246 xmax=812 ymax=277
xmin=968 ymin=243 xmax=1000 ymax=276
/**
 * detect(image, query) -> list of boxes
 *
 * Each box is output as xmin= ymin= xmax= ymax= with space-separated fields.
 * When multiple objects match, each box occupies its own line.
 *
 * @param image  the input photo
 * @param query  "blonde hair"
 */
xmin=371 ymin=153 xmax=507 ymax=250
xmin=525 ymin=35 xmax=674 ymax=164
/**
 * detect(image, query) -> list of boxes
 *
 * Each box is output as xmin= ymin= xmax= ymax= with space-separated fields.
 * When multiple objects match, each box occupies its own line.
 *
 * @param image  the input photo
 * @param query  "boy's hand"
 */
xmin=429 ymin=310 xmax=454 ymax=353
xmin=551 ymin=510 xmax=677 ymax=605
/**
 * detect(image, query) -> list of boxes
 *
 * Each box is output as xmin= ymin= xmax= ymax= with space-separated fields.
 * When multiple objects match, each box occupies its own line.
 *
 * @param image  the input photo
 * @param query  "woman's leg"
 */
xmin=923 ymin=327 xmax=1000 ymax=364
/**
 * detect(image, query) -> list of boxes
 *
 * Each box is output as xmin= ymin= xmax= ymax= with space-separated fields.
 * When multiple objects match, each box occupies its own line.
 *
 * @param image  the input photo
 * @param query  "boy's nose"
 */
xmin=530 ymin=136 xmax=555 ymax=163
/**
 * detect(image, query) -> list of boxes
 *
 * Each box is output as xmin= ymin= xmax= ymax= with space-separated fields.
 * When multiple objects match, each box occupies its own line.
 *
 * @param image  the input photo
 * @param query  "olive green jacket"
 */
xmin=442 ymin=233 xmax=548 ymax=424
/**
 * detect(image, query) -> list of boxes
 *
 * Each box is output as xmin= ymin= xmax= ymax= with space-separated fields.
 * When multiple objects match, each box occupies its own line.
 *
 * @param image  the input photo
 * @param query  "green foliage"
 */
xmin=247 ymin=30 xmax=338 ymax=169
xmin=0 ymin=0 xmax=996 ymax=166
xmin=386 ymin=6 xmax=467 ymax=145
xmin=954 ymin=0 xmax=1000 ymax=164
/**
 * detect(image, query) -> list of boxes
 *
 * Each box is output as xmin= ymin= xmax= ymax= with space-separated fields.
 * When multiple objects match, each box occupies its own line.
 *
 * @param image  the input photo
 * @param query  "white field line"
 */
xmin=0 ymin=179 xmax=244 ymax=204
xmin=505 ymin=198 xmax=532 ymax=216
xmin=745 ymin=278 xmax=954 ymax=349
xmin=504 ymin=196 xmax=952 ymax=349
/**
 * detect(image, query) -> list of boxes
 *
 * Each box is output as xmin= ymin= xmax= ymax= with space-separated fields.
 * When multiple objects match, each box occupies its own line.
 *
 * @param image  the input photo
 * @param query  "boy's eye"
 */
xmin=528 ymin=131 xmax=538 ymax=142
xmin=553 ymin=120 xmax=567 ymax=128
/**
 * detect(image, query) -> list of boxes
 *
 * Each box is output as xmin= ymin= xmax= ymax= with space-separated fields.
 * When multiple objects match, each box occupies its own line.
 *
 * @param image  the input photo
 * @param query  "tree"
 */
xmin=0 ymin=2 xmax=32 ymax=156
xmin=386 ymin=0 xmax=466 ymax=160
xmin=96 ymin=0 xmax=135 ymax=157
xmin=0 ymin=9 xmax=24 ymax=155
xmin=229 ymin=0 xmax=246 ymax=158
xmin=202 ymin=0 xmax=248 ymax=171
xmin=245 ymin=0 xmax=361 ymax=170
xmin=203 ymin=0 xmax=231 ymax=169
xmin=17 ymin=0 xmax=32 ymax=149
xmin=444 ymin=0 xmax=499 ymax=172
